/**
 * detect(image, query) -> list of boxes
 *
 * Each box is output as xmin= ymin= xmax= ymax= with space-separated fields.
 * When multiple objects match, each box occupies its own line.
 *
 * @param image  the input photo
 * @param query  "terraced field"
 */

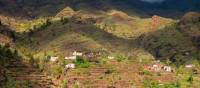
xmin=0 ymin=1 xmax=200 ymax=88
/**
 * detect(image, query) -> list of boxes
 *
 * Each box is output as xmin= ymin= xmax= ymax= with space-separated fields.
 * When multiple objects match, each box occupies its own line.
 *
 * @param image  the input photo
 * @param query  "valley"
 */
xmin=0 ymin=0 xmax=200 ymax=88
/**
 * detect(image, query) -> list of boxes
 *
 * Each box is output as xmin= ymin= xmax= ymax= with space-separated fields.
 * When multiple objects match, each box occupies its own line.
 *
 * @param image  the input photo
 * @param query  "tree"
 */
xmin=10 ymin=31 xmax=16 ymax=42
xmin=28 ymin=29 xmax=34 ymax=37
xmin=0 ymin=21 xmax=2 ymax=26
xmin=187 ymin=74 xmax=193 ymax=84
xmin=61 ymin=17 xmax=69 ymax=24
xmin=46 ymin=18 xmax=52 ymax=26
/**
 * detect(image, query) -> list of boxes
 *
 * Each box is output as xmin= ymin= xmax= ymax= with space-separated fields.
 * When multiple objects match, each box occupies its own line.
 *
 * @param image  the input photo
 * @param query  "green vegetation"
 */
xmin=114 ymin=54 xmax=128 ymax=62
xmin=4 ymin=76 xmax=19 ymax=88
xmin=143 ymin=79 xmax=181 ymax=88
xmin=187 ymin=74 xmax=193 ymax=84
xmin=0 ymin=44 xmax=17 ymax=59
xmin=0 ymin=1 xmax=200 ymax=87
xmin=61 ymin=17 xmax=69 ymax=24
xmin=105 ymin=68 xmax=115 ymax=74
xmin=15 ymin=18 xmax=53 ymax=32
xmin=49 ymin=65 xmax=64 ymax=77
xmin=73 ymin=82 xmax=81 ymax=88
xmin=61 ymin=79 xmax=68 ymax=88
xmin=74 ymin=56 xmax=90 ymax=68
xmin=142 ymin=70 xmax=152 ymax=76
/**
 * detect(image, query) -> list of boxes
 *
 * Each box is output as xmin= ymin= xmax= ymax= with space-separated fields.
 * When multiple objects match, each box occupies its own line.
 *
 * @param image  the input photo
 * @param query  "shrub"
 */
xmin=38 ymin=63 xmax=46 ymax=72
xmin=46 ymin=19 xmax=52 ymax=26
xmin=187 ymin=75 xmax=193 ymax=84
xmin=74 ymin=56 xmax=90 ymax=68
xmin=115 ymin=54 xmax=128 ymax=62
xmin=29 ymin=55 xmax=35 ymax=66
xmin=61 ymin=17 xmax=69 ymax=24
xmin=98 ymin=55 xmax=108 ymax=64
xmin=156 ymin=72 xmax=161 ymax=76
xmin=61 ymin=79 xmax=68 ymax=88
xmin=49 ymin=65 xmax=64 ymax=77
xmin=143 ymin=79 xmax=181 ymax=88
xmin=43 ymin=55 xmax=50 ymax=63
xmin=143 ymin=79 xmax=152 ymax=88
xmin=105 ymin=69 xmax=115 ymax=74
xmin=0 ymin=44 xmax=20 ymax=62
xmin=73 ymin=82 xmax=80 ymax=88
xmin=37 ymin=55 xmax=49 ymax=72
xmin=5 ymin=76 xmax=19 ymax=88
xmin=58 ymin=57 xmax=67 ymax=66
xmin=143 ymin=70 xmax=152 ymax=76
xmin=23 ymin=81 xmax=33 ymax=88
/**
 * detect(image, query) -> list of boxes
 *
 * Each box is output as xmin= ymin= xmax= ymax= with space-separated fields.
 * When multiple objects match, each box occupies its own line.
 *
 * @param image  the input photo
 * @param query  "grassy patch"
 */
xmin=114 ymin=54 xmax=128 ymax=62
xmin=74 ymin=56 xmax=90 ymax=68
xmin=143 ymin=79 xmax=181 ymax=88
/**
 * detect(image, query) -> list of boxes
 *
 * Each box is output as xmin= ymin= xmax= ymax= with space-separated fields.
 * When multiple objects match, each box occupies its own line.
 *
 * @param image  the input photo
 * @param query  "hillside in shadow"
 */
xmin=0 ymin=0 xmax=200 ymax=19
xmin=15 ymin=12 xmax=200 ymax=67
xmin=0 ymin=23 xmax=16 ymax=43
xmin=110 ymin=0 xmax=200 ymax=18
xmin=0 ymin=22 xmax=57 ymax=88
xmin=15 ymin=17 xmax=136 ymax=55
xmin=2 ymin=9 xmax=200 ymax=67
xmin=136 ymin=12 xmax=200 ymax=66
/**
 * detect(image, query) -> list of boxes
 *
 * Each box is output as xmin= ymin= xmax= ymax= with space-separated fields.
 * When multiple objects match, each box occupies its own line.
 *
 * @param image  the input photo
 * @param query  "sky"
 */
xmin=140 ymin=0 xmax=166 ymax=3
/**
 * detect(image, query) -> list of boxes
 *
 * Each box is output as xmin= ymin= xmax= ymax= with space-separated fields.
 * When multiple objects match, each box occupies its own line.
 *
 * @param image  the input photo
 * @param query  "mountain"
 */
xmin=138 ymin=12 xmax=200 ymax=66
xmin=0 ymin=0 xmax=200 ymax=18
xmin=1 ymin=0 xmax=200 ymax=88
xmin=108 ymin=0 xmax=200 ymax=18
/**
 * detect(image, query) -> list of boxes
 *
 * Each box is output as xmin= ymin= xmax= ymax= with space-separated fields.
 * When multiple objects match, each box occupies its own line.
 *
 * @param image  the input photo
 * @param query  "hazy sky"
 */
xmin=141 ymin=0 xmax=166 ymax=3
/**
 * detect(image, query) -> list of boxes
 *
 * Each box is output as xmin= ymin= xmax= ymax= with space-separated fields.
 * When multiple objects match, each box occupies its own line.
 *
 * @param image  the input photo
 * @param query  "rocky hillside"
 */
xmin=138 ymin=12 xmax=200 ymax=66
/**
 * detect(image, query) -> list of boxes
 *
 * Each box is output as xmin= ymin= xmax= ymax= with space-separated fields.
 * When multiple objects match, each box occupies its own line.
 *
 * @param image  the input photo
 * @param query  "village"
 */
xmin=49 ymin=50 xmax=102 ymax=69
xmin=48 ymin=50 xmax=199 ymax=75
xmin=1 ymin=1 xmax=200 ymax=87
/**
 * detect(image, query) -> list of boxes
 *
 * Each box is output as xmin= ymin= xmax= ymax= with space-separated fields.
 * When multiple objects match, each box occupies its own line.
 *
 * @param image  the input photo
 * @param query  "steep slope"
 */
xmin=7 ymin=9 xmax=175 ymax=87
xmin=116 ymin=0 xmax=200 ymax=18
xmin=137 ymin=12 xmax=200 ymax=66
xmin=5 ymin=57 xmax=56 ymax=88
xmin=0 ymin=1 xmax=200 ymax=87
xmin=0 ymin=25 xmax=57 ymax=88
xmin=14 ymin=9 xmax=173 ymax=58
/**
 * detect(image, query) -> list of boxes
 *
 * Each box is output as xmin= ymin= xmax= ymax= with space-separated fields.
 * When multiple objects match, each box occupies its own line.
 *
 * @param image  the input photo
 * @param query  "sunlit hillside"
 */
xmin=0 ymin=0 xmax=200 ymax=88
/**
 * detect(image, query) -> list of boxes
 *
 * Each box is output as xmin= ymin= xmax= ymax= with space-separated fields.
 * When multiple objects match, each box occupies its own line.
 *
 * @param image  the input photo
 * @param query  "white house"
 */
xmin=156 ymin=60 xmax=160 ymax=63
xmin=152 ymin=64 xmax=162 ymax=71
xmin=73 ymin=51 xmax=83 ymax=56
xmin=185 ymin=64 xmax=194 ymax=68
xmin=65 ymin=56 xmax=76 ymax=60
xmin=108 ymin=56 xmax=114 ymax=60
xmin=163 ymin=66 xmax=172 ymax=72
xmin=65 ymin=63 xmax=75 ymax=69
xmin=50 ymin=56 xmax=58 ymax=62
xmin=85 ymin=52 xmax=94 ymax=58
